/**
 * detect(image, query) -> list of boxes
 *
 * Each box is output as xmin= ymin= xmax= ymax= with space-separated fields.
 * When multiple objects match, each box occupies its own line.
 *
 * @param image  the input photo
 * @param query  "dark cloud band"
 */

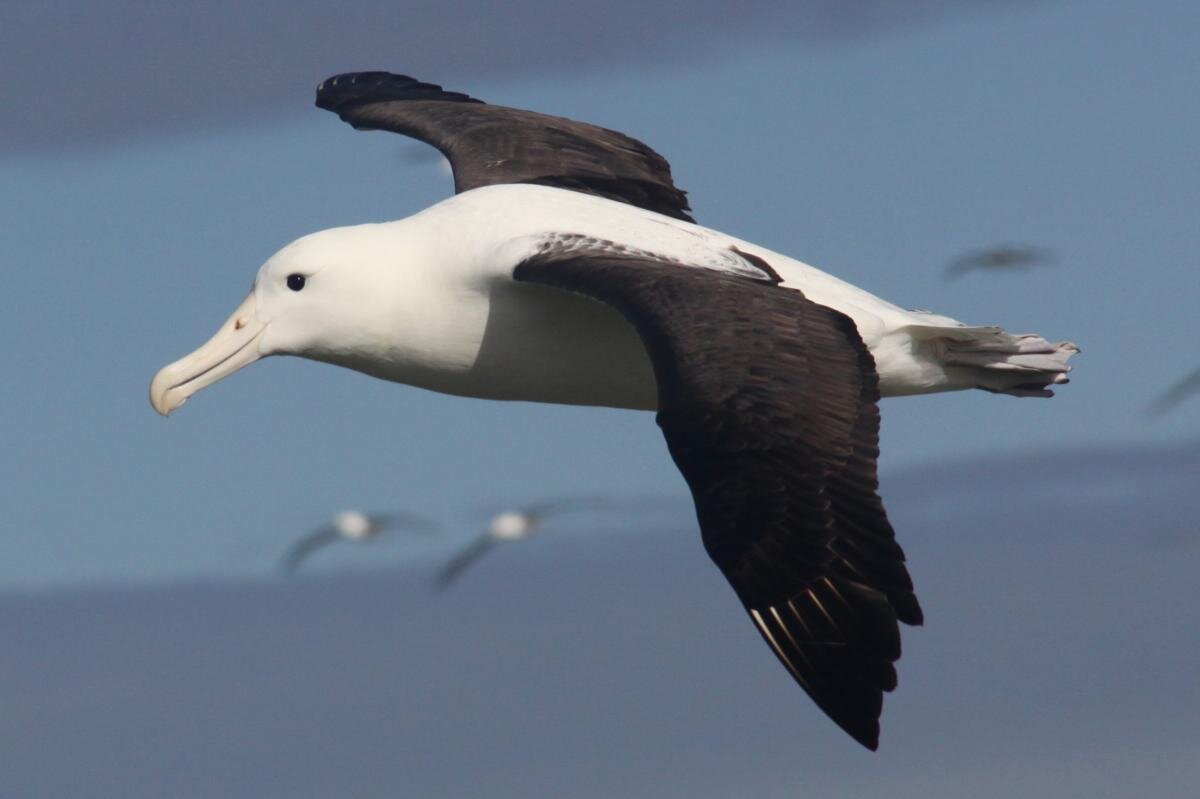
xmin=1 ymin=0 xmax=1037 ymax=151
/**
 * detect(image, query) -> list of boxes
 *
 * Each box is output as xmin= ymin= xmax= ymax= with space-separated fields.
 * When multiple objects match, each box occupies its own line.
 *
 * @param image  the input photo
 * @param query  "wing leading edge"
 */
xmin=316 ymin=71 xmax=693 ymax=221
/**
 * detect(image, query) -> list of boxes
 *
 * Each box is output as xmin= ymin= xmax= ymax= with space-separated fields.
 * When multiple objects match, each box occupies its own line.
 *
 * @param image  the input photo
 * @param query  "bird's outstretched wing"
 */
xmin=435 ymin=535 xmax=499 ymax=590
xmin=514 ymin=249 xmax=922 ymax=750
xmin=280 ymin=526 xmax=340 ymax=574
xmin=374 ymin=511 xmax=441 ymax=535
xmin=315 ymin=71 xmax=693 ymax=222
xmin=1149 ymin=367 xmax=1200 ymax=415
xmin=944 ymin=254 xmax=982 ymax=280
xmin=522 ymin=495 xmax=616 ymax=519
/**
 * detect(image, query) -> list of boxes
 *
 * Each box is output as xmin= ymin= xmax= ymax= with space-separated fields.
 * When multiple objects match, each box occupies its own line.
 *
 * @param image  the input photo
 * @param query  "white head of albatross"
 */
xmin=150 ymin=223 xmax=454 ymax=416
xmin=149 ymin=70 xmax=1079 ymax=750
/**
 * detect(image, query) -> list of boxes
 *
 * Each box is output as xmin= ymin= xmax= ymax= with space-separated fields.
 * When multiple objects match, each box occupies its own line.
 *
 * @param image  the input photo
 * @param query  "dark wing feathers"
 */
xmin=316 ymin=72 xmax=483 ymax=110
xmin=1149 ymin=366 xmax=1200 ymax=415
xmin=824 ymin=316 xmax=923 ymax=625
xmin=435 ymin=535 xmax=498 ymax=590
xmin=514 ymin=251 xmax=920 ymax=749
xmin=315 ymin=71 xmax=693 ymax=221
xmin=280 ymin=527 xmax=339 ymax=574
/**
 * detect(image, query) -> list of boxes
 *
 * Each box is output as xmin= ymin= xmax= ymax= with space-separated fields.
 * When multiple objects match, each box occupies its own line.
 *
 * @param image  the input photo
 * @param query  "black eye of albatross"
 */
xmin=286 ymin=273 xmax=306 ymax=292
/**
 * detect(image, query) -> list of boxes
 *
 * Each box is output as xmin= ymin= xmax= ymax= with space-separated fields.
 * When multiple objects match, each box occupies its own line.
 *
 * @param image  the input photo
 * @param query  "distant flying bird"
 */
xmin=281 ymin=509 xmax=438 ymax=573
xmin=435 ymin=498 xmax=610 ymax=589
xmin=150 ymin=71 xmax=1078 ymax=749
xmin=945 ymin=245 xmax=1054 ymax=279
xmin=1149 ymin=367 xmax=1200 ymax=416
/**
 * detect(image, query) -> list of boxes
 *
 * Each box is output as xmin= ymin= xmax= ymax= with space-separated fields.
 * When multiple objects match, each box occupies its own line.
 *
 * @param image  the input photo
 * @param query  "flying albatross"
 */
xmin=281 ymin=508 xmax=439 ymax=574
xmin=149 ymin=72 xmax=1078 ymax=750
xmin=435 ymin=497 xmax=617 ymax=589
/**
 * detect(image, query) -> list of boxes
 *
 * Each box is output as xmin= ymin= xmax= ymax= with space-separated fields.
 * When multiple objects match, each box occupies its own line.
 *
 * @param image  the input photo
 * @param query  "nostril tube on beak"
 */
xmin=149 ymin=291 xmax=266 ymax=416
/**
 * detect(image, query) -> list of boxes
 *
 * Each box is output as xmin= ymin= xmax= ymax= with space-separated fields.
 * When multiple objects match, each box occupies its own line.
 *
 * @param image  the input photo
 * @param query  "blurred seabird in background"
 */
xmin=435 ymin=498 xmax=612 ymax=589
xmin=945 ymin=244 xmax=1054 ymax=279
xmin=281 ymin=509 xmax=438 ymax=573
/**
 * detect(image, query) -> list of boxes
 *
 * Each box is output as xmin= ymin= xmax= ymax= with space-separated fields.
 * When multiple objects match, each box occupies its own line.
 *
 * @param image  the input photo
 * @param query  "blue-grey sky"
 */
xmin=3 ymin=0 xmax=1196 ymax=589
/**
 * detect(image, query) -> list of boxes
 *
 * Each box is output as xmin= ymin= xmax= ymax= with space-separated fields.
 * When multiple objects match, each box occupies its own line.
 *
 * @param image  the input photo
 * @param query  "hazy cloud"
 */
xmin=2 ymin=0 xmax=1040 ymax=151
xmin=2 ymin=441 xmax=1196 ymax=797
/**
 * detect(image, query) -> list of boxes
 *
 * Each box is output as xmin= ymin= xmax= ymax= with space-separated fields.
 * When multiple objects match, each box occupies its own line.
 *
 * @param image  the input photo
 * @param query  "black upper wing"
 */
xmin=514 ymin=250 xmax=922 ymax=750
xmin=280 ymin=527 xmax=339 ymax=574
xmin=1149 ymin=366 xmax=1200 ymax=415
xmin=434 ymin=535 xmax=499 ymax=590
xmin=315 ymin=72 xmax=693 ymax=222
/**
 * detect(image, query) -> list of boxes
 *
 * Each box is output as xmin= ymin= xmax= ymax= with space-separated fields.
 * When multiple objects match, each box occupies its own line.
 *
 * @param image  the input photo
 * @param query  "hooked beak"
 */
xmin=149 ymin=292 xmax=267 ymax=416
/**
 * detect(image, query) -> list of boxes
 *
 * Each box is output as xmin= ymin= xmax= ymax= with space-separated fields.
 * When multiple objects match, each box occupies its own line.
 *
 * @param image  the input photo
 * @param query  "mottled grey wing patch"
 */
xmin=532 ymin=234 xmax=782 ymax=283
xmin=514 ymin=251 xmax=921 ymax=750
xmin=316 ymin=71 xmax=694 ymax=222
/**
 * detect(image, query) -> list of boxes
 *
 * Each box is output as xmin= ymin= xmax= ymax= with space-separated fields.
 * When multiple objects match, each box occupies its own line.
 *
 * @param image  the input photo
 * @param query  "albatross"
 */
xmin=149 ymin=72 xmax=1078 ymax=749
xmin=435 ymin=497 xmax=617 ymax=589
xmin=281 ymin=509 xmax=438 ymax=574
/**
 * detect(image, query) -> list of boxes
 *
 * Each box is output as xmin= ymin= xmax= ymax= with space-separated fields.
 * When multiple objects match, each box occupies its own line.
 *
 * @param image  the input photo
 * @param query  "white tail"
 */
xmin=910 ymin=324 xmax=1079 ymax=397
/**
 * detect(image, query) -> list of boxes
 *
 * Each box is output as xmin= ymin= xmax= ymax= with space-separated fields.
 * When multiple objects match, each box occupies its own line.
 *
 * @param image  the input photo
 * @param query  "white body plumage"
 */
xmin=151 ymin=183 xmax=1071 ymax=417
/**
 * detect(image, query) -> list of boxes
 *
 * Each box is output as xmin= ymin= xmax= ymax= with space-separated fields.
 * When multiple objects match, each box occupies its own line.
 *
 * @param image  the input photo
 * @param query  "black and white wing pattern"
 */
xmin=315 ymin=72 xmax=693 ymax=222
xmin=514 ymin=250 xmax=923 ymax=750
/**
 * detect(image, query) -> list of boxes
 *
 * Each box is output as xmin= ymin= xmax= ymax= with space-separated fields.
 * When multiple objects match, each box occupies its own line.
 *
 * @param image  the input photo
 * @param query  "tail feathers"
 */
xmin=911 ymin=325 xmax=1079 ymax=397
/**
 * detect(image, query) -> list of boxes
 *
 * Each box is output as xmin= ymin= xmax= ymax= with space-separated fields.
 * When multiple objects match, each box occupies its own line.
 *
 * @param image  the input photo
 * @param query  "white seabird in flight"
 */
xmin=149 ymin=72 xmax=1078 ymax=749
xmin=280 ymin=509 xmax=438 ymax=574
xmin=435 ymin=498 xmax=612 ymax=589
